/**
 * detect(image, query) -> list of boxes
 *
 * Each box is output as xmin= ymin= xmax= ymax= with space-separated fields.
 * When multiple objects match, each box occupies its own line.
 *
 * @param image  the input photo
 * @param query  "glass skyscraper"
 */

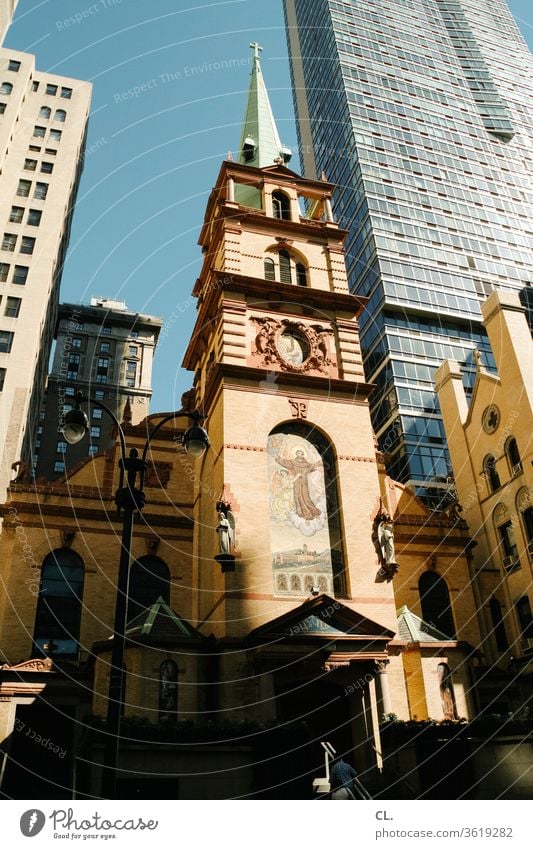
xmin=284 ymin=0 xmax=533 ymax=499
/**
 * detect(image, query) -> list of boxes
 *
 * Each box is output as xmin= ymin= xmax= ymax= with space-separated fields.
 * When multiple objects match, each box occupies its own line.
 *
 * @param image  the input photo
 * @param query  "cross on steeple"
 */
xmin=250 ymin=41 xmax=263 ymax=61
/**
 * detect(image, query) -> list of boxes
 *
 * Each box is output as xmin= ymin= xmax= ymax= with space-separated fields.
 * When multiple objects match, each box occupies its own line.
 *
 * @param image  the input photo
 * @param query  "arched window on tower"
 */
xmin=39 ymin=105 xmax=51 ymax=119
xmin=483 ymin=455 xmax=500 ymax=492
xmin=264 ymin=257 xmax=276 ymax=281
xmin=127 ymin=556 xmax=170 ymax=622
xmin=272 ymin=191 xmax=291 ymax=220
xmin=159 ymin=659 xmax=178 ymax=722
xmin=263 ymin=249 xmax=309 ymax=287
xmin=296 ymin=263 xmax=308 ymax=287
xmin=279 ymin=249 xmax=292 ymax=284
xmin=505 ymin=437 xmax=522 ymax=476
xmin=0 ymin=82 xmax=13 ymax=95
xmin=489 ymin=597 xmax=509 ymax=651
xmin=54 ymin=108 xmax=66 ymax=122
xmin=437 ymin=663 xmax=458 ymax=720
xmin=418 ymin=571 xmax=456 ymax=638
xmin=33 ymin=549 xmax=85 ymax=658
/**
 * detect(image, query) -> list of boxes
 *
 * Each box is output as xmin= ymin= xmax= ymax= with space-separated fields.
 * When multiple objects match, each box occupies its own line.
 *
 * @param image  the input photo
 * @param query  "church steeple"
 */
xmin=237 ymin=42 xmax=292 ymax=168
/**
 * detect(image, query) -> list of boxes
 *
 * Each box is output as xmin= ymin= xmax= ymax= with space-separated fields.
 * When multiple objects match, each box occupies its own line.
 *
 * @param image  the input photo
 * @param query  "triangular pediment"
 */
xmin=260 ymin=163 xmax=302 ymax=180
xmin=249 ymin=595 xmax=395 ymax=642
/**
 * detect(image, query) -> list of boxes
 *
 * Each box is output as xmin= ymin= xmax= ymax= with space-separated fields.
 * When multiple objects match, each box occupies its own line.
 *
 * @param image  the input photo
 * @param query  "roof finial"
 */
xmin=250 ymin=41 xmax=263 ymax=62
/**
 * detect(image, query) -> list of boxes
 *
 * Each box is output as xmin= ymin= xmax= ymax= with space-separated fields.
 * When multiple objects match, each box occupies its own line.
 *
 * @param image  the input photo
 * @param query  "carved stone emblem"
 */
xmin=251 ymin=317 xmax=336 ymax=374
xmin=144 ymin=461 xmax=172 ymax=489
xmin=288 ymin=399 xmax=309 ymax=419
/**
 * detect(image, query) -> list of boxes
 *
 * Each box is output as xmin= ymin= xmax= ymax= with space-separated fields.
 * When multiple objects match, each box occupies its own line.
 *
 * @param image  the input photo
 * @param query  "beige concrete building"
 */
xmin=0 ymin=46 xmax=91 ymax=500
xmin=34 ymin=298 xmax=162 ymax=481
xmin=0 ymin=0 xmax=17 ymax=46
xmin=436 ymin=290 xmax=533 ymax=709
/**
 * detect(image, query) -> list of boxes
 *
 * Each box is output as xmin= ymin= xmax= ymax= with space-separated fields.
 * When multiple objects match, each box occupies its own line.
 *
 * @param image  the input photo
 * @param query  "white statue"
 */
xmin=216 ymin=510 xmax=235 ymax=555
xmin=378 ymin=518 xmax=396 ymax=565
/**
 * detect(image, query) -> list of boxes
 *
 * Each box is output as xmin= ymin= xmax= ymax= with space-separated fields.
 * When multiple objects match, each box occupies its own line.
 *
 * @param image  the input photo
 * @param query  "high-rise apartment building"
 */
xmin=0 ymin=47 xmax=91 ymax=497
xmin=0 ymin=0 xmax=18 ymax=45
xmin=34 ymin=298 xmax=162 ymax=481
xmin=284 ymin=0 xmax=533 ymax=498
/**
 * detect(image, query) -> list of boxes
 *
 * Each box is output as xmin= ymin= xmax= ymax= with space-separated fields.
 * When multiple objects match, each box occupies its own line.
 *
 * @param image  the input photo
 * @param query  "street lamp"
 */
xmin=61 ymin=391 xmax=209 ymax=799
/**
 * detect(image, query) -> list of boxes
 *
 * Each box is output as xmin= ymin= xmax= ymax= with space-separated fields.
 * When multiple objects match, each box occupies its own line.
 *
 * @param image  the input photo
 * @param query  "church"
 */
xmin=0 ymin=46 xmax=525 ymax=800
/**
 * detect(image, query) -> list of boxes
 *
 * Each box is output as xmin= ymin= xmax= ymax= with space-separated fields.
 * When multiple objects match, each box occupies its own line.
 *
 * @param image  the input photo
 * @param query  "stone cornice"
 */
xmin=183 ymin=271 xmax=367 ymax=369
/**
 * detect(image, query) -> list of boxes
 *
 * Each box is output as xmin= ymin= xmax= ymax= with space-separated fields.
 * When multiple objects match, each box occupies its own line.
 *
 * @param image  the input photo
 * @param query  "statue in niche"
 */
xmin=438 ymin=662 xmax=458 ymax=720
xmin=216 ymin=510 xmax=235 ymax=555
xmin=214 ymin=493 xmax=237 ymax=573
xmin=378 ymin=517 xmax=396 ymax=565
xmin=159 ymin=659 xmax=178 ymax=721
xmin=372 ymin=502 xmax=399 ymax=581
xmin=275 ymin=449 xmax=322 ymax=520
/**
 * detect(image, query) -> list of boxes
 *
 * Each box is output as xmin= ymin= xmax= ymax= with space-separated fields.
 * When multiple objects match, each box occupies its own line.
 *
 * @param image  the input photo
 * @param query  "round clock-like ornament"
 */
xmin=482 ymin=404 xmax=500 ymax=434
xmin=277 ymin=330 xmax=309 ymax=366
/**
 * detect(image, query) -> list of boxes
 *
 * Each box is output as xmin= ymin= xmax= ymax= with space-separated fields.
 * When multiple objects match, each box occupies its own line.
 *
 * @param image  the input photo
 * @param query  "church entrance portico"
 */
xmin=247 ymin=594 xmax=394 ymax=797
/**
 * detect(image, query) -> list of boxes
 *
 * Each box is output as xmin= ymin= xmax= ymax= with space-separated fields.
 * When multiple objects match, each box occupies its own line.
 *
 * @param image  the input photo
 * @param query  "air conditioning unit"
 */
xmin=512 ymin=462 xmax=523 ymax=477
xmin=520 ymin=638 xmax=533 ymax=654
xmin=502 ymin=555 xmax=520 ymax=573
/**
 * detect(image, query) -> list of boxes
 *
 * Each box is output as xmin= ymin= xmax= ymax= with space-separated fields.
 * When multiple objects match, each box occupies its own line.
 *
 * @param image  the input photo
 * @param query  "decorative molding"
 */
xmin=338 ymin=455 xmax=376 ymax=463
xmin=224 ymin=444 xmax=266 ymax=453
xmin=250 ymin=316 xmax=337 ymax=375
xmin=0 ymin=658 xmax=53 ymax=673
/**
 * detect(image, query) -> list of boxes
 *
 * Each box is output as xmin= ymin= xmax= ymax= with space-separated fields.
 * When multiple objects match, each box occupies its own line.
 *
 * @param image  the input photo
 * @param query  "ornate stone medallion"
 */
xmin=482 ymin=405 xmax=500 ymax=434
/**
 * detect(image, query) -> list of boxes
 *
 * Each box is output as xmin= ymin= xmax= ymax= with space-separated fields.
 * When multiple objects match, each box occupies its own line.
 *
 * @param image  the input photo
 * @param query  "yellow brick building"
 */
xmin=435 ymin=290 xmax=533 ymax=710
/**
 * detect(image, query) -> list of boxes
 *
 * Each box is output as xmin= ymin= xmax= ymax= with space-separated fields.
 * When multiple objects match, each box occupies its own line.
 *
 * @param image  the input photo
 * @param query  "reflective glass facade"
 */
xmin=284 ymin=0 xmax=533 ymax=498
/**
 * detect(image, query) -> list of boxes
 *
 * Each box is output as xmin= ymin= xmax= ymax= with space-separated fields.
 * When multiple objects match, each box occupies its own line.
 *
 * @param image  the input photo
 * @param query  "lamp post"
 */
xmin=62 ymin=391 xmax=209 ymax=799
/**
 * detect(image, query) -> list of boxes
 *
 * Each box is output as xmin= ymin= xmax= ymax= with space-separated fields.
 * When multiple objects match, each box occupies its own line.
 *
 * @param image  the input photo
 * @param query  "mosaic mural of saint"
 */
xmin=268 ymin=430 xmax=335 ymax=595
xmin=276 ymin=449 xmax=322 ymax=520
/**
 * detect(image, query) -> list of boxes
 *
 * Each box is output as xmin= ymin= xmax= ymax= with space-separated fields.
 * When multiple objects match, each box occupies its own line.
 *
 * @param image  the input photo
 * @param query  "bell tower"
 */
xmin=183 ymin=47 xmax=397 ymax=644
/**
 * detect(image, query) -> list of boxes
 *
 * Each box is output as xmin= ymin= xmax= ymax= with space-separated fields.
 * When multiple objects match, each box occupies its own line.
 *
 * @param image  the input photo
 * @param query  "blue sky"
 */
xmin=4 ymin=0 xmax=533 ymax=412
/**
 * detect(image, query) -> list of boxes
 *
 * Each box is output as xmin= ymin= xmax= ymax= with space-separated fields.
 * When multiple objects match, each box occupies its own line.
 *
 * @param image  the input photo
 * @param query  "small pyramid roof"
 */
xmin=397 ymin=605 xmax=455 ymax=643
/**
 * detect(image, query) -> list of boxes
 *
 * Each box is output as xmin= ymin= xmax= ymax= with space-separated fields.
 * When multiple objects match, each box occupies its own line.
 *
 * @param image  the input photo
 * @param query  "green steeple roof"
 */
xmin=237 ymin=42 xmax=291 ymax=169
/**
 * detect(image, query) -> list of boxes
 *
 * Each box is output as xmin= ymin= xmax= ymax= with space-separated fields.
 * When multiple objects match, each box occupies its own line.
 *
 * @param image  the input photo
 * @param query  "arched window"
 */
xmin=437 ymin=663 xmax=458 ymax=720
xmin=279 ymin=249 xmax=292 ymax=284
xmin=0 ymin=82 xmax=13 ymax=94
xmin=264 ymin=249 xmax=309 ymax=287
xmin=267 ymin=422 xmax=346 ymax=597
xmin=489 ymin=597 xmax=509 ymax=651
xmin=54 ymin=109 xmax=66 ymax=122
xmin=264 ymin=257 xmax=276 ymax=281
xmin=159 ymin=659 xmax=178 ymax=722
xmin=494 ymin=504 xmax=519 ymax=573
xmin=39 ymin=105 xmax=51 ymax=119
xmin=522 ymin=507 xmax=533 ymax=552
xmin=516 ymin=596 xmax=533 ymax=639
xmin=33 ymin=549 xmax=84 ymax=658
xmin=127 ymin=556 xmax=170 ymax=622
xmin=272 ymin=191 xmax=291 ymax=220
xmin=506 ymin=437 xmax=522 ymax=476
xmin=483 ymin=455 xmax=500 ymax=492
xmin=296 ymin=263 xmax=308 ymax=287
xmin=418 ymin=571 xmax=456 ymax=638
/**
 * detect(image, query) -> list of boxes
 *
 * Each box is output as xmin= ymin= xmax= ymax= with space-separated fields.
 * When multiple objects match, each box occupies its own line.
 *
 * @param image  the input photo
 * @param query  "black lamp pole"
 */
xmin=62 ymin=392 xmax=209 ymax=799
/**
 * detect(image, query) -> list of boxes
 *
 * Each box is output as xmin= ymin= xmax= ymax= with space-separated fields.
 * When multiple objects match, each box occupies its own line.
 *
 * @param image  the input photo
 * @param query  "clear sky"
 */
xmin=4 ymin=0 xmax=533 ymax=413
